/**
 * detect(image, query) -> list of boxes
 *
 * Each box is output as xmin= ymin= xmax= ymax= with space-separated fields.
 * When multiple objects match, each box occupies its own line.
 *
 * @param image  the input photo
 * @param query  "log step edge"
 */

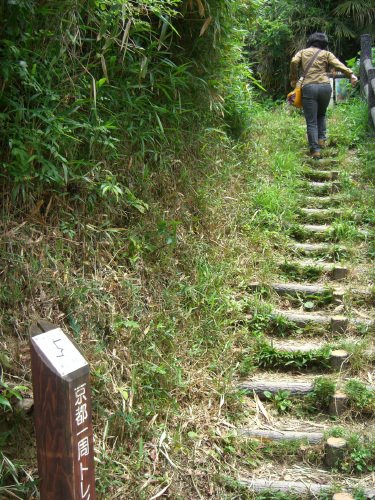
xmin=238 ymin=429 xmax=324 ymax=444
xmin=239 ymin=478 xmax=374 ymax=498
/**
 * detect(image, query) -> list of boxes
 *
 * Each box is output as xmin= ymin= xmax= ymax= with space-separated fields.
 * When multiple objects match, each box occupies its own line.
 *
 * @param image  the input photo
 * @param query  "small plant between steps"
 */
xmin=239 ymin=341 xmax=332 ymax=375
xmin=279 ymin=262 xmax=329 ymax=281
xmin=243 ymin=309 xmax=308 ymax=337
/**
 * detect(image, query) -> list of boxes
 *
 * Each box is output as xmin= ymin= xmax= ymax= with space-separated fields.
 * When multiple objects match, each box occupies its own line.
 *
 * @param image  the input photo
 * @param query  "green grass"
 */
xmin=1 ymin=99 xmax=374 ymax=497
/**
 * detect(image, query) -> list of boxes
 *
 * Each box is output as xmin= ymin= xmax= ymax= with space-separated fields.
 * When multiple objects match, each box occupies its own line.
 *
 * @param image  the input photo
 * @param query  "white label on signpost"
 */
xmin=32 ymin=328 xmax=88 ymax=376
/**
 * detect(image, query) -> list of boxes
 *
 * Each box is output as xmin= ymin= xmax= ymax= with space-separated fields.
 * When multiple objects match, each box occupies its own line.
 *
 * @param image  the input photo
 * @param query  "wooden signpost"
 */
xmin=30 ymin=321 xmax=95 ymax=499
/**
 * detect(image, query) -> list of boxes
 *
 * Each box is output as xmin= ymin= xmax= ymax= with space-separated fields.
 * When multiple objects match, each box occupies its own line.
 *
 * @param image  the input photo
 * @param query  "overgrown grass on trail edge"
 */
xmin=1 ymin=99 xmax=373 ymax=498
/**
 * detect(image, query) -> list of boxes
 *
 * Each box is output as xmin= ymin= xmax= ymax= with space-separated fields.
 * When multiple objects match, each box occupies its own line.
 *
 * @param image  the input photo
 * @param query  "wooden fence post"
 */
xmin=30 ymin=320 xmax=95 ymax=500
xmin=360 ymin=34 xmax=375 ymax=129
xmin=360 ymin=34 xmax=371 ymax=97
xmin=368 ymin=68 xmax=375 ymax=127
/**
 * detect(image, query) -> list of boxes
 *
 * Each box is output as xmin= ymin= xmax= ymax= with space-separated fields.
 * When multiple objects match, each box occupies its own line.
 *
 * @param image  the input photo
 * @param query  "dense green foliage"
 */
xmin=0 ymin=0 xmax=256 ymax=201
xmin=249 ymin=0 xmax=375 ymax=97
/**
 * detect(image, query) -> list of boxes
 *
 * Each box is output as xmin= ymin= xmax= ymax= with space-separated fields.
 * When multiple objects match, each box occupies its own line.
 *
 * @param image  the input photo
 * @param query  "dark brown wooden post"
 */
xmin=30 ymin=321 xmax=95 ymax=500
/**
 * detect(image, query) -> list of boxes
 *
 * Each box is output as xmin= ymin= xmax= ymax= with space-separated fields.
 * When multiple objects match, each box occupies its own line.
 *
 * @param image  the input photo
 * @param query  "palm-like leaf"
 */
xmin=334 ymin=0 xmax=375 ymax=26
xmin=332 ymin=19 xmax=356 ymax=40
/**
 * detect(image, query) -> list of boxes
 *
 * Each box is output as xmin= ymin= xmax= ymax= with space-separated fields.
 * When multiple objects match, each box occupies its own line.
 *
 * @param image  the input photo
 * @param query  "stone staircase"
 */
xmin=235 ymin=155 xmax=375 ymax=498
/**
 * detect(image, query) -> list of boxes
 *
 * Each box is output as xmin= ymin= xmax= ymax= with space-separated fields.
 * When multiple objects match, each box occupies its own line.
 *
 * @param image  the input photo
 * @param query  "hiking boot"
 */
xmin=318 ymin=140 xmax=326 ymax=148
xmin=311 ymin=151 xmax=321 ymax=159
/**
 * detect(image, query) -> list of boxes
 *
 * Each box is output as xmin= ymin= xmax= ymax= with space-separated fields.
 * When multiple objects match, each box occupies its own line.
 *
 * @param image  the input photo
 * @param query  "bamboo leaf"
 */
xmin=155 ymin=113 xmax=164 ymax=134
xmin=100 ymin=55 xmax=109 ymax=82
xmin=140 ymin=57 xmax=148 ymax=79
xmin=92 ymin=76 xmax=96 ymax=109
xmin=0 ymin=396 xmax=12 ymax=410
xmin=199 ymin=16 xmax=212 ymax=37
xmin=96 ymin=77 xmax=107 ymax=88
xmin=120 ymin=19 xmax=132 ymax=57
xmin=195 ymin=0 xmax=205 ymax=17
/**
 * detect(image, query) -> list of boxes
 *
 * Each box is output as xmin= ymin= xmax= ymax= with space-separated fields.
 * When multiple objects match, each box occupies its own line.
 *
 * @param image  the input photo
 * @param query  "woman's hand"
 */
xmin=350 ymin=74 xmax=358 ymax=87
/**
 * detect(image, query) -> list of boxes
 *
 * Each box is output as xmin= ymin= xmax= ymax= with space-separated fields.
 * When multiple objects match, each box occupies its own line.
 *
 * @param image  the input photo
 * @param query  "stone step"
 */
xmin=279 ymin=259 xmax=349 ymax=280
xmin=267 ymin=336 xmax=374 ymax=359
xmin=251 ymin=282 xmax=373 ymax=303
xmin=239 ymin=377 xmax=374 ymax=415
xmin=240 ymin=432 xmax=353 ymax=470
xmin=301 ymin=208 xmax=337 ymax=216
xmin=295 ymin=224 xmax=368 ymax=242
xmin=273 ymin=309 xmax=373 ymax=333
xmin=301 ymin=223 xmax=332 ymax=234
xmin=303 ymin=195 xmax=343 ymax=208
xmin=240 ymin=376 xmax=374 ymax=397
xmin=269 ymin=338 xmax=324 ymax=352
xmin=239 ymin=379 xmax=314 ymax=398
xmin=303 ymin=169 xmax=339 ymax=181
xmin=249 ymin=282 xmax=344 ymax=301
xmin=289 ymin=242 xmax=347 ymax=257
xmin=273 ymin=310 xmax=348 ymax=333
xmin=348 ymin=287 xmax=374 ymax=299
xmin=305 ymin=181 xmax=340 ymax=195
xmin=299 ymin=207 xmax=344 ymax=222
xmin=238 ymin=428 xmax=324 ymax=444
xmin=290 ymin=224 xmax=335 ymax=243
xmin=306 ymin=157 xmax=340 ymax=168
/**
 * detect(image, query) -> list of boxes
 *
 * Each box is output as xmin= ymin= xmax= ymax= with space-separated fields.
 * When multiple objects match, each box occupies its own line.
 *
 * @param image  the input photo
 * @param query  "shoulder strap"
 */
xmin=302 ymin=49 xmax=322 ymax=79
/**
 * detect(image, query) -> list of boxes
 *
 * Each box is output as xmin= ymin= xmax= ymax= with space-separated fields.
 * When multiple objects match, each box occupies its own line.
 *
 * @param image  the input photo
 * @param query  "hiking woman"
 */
xmin=290 ymin=32 xmax=358 ymax=158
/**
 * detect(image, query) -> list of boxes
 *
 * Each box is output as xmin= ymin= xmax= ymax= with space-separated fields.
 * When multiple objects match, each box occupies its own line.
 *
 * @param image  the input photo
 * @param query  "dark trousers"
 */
xmin=302 ymin=83 xmax=332 ymax=152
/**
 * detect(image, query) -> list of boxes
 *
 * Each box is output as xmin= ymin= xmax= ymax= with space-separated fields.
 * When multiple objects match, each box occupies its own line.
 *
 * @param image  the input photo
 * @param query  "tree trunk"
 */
xmin=324 ymin=437 xmax=347 ymax=468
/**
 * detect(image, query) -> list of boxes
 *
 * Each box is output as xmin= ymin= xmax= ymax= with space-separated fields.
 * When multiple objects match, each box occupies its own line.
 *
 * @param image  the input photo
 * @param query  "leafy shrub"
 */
xmin=0 ymin=0 xmax=258 ymax=201
xmin=264 ymin=389 xmax=293 ymax=414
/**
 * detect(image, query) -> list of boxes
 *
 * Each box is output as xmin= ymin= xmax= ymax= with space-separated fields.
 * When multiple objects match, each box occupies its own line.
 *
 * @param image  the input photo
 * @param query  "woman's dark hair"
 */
xmin=307 ymin=32 xmax=329 ymax=50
